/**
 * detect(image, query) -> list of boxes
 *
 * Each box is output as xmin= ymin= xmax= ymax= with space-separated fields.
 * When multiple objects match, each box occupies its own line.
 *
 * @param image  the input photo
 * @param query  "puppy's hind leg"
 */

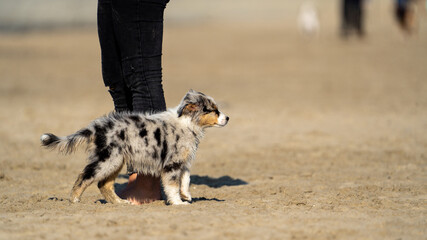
xmin=98 ymin=161 xmax=130 ymax=204
xmin=70 ymin=162 xmax=97 ymax=203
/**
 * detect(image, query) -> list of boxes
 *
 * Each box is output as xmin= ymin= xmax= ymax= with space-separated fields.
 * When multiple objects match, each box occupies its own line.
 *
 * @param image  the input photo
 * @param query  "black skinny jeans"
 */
xmin=97 ymin=0 xmax=169 ymax=113
xmin=342 ymin=0 xmax=364 ymax=35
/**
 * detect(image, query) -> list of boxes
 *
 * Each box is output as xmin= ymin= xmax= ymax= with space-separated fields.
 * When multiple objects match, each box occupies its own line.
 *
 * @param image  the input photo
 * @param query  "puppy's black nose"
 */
xmin=226 ymin=116 xmax=230 ymax=121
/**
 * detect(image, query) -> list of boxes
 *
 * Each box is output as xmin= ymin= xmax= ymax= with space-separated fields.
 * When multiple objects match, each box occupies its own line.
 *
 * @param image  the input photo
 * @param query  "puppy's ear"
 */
xmin=188 ymin=89 xmax=205 ymax=96
xmin=184 ymin=103 xmax=198 ymax=112
xmin=182 ymin=90 xmax=195 ymax=102
xmin=177 ymin=103 xmax=199 ymax=117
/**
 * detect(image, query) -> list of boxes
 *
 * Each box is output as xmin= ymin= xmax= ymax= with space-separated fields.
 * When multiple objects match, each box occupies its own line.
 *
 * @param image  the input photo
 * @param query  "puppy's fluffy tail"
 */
xmin=40 ymin=128 xmax=93 ymax=154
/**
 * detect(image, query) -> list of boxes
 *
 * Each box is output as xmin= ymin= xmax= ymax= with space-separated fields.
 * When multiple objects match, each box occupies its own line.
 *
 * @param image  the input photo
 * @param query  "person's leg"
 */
xmin=348 ymin=0 xmax=357 ymax=32
xmin=130 ymin=2 xmax=167 ymax=113
xmin=97 ymin=0 xmax=132 ymax=112
xmin=111 ymin=0 xmax=167 ymax=114
xmin=98 ymin=0 xmax=162 ymax=204
xmin=341 ymin=0 xmax=350 ymax=37
xmin=110 ymin=0 xmax=169 ymax=204
xmin=355 ymin=0 xmax=364 ymax=37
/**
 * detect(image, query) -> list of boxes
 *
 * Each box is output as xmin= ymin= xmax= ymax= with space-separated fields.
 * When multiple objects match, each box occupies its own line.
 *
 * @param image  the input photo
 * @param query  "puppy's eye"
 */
xmin=203 ymin=107 xmax=211 ymax=113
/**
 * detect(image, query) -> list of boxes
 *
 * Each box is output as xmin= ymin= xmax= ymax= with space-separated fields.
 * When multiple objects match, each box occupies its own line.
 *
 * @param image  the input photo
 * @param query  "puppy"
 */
xmin=40 ymin=90 xmax=229 ymax=205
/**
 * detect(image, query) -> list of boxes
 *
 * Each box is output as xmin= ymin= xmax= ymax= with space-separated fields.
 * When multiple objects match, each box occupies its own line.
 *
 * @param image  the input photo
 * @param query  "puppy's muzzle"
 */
xmin=217 ymin=113 xmax=229 ymax=127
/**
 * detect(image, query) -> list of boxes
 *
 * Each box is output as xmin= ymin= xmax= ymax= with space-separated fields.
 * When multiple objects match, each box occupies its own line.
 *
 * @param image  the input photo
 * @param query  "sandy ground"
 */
xmin=1 ymin=2 xmax=427 ymax=239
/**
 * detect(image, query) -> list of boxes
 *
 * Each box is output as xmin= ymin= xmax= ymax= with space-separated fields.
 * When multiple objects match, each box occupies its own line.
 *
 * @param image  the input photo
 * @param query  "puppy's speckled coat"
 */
xmin=40 ymin=90 xmax=229 ymax=205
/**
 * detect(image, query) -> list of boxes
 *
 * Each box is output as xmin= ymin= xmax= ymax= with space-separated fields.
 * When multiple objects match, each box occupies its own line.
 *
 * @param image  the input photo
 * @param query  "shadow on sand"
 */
xmin=103 ymin=174 xmax=248 ymax=204
xmin=189 ymin=175 xmax=248 ymax=188
xmin=117 ymin=174 xmax=248 ymax=188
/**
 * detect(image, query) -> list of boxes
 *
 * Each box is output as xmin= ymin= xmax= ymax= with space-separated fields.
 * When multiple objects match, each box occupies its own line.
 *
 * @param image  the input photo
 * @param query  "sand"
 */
xmin=1 ymin=2 xmax=427 ymax=239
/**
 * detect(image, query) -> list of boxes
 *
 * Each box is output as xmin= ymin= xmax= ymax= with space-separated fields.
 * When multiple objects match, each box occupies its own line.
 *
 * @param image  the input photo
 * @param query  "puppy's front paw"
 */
xmin=180 ymin=192 xmax=192 ymax=202
xmin=119 ymin=199 xmax=132 ymax=205
xmin=169 ymin=200 xmax=190 ymax=205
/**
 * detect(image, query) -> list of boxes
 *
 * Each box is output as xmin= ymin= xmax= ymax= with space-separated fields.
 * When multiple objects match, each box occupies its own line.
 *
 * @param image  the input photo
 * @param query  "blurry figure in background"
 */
xmin=394 ymin=0 xmax=419 ymax=34
xmin=298 ymin=1 xmax=320 ymax=38
xmin=341 ymin=0 xmax=365 ymax=38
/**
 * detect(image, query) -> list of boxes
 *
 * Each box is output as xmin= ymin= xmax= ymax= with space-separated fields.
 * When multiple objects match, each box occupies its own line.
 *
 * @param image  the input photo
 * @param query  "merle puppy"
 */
xmin=41 ymin=90 xmax=229 ymax=205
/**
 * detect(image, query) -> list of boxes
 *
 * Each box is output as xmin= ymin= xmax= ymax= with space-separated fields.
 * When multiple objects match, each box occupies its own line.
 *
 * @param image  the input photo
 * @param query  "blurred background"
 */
xmin=1 ymin=0 xmax=427 ymax=33
xmin=1 ymin=0 xmax=426 ymax=148
xmin=1 ymin=1 xmax=427 ymax=239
